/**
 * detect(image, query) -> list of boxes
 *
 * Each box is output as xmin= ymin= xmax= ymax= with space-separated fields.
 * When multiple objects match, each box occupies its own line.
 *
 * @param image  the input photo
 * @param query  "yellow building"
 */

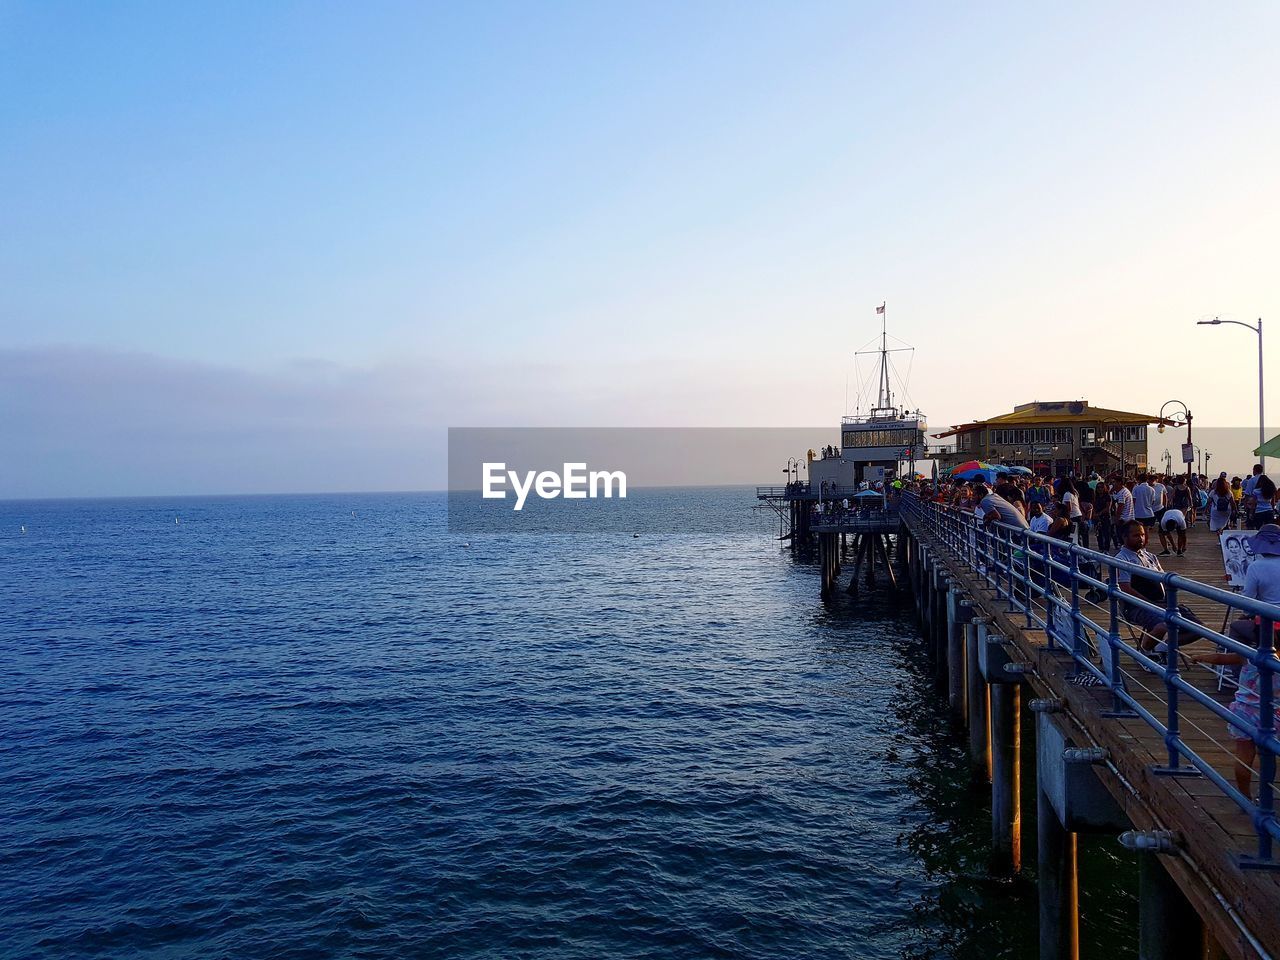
xmin=932 ymin=400 xmax=1164 ymax=476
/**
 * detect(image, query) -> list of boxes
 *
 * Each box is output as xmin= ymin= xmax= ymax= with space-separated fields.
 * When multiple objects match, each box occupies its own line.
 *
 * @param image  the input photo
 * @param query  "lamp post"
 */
xmin=1205 ymin=450 xmax=1212 ymax=476
xmin=785 ymin=457 xmax=803 ymax=488
xmin=1158 ymin=400 xmax=1193 ymax=485
xmin=1198 ymin=316 xmax=1264 ymax=470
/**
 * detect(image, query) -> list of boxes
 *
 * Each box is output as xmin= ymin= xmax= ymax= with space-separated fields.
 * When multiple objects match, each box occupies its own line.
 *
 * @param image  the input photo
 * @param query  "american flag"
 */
xmin=876 ymin=303 xmax=885 ymax=314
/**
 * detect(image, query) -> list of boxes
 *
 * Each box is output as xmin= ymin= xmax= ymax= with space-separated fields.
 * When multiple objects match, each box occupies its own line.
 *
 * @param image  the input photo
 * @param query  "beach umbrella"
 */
xmin=853 ymin=488 xmax=884 ymax=499
xmin=1003 ymin=465 xmax=1034 ymax=476
xmin=948 ymin=460 xmax=997 ymax=476
xmin=951 ymin=467 xmax=996 ymax=482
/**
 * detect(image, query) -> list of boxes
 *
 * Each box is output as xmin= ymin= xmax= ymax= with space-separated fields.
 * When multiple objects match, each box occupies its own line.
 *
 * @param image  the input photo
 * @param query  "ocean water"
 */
xmin=0 ymin=490 xmax=1135 ymax=959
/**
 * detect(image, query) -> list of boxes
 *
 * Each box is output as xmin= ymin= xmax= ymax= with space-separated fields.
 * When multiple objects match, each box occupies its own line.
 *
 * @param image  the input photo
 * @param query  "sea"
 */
xmin=0 ymin=489 xmax=1138 ymax=959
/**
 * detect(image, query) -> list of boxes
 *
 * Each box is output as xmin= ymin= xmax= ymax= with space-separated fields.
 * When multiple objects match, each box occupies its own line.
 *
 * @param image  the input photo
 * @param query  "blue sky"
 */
xmin=3 ymin=2 xmax=1279 ymax=495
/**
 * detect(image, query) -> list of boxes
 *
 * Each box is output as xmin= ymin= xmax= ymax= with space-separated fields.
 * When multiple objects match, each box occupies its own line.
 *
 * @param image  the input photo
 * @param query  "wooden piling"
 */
xmin=990 ymin=681 xmax=1021 ymax=874
xmin=1138 ymin=854 xmax=1204 ymax=960
xmin=967 ymin=619 xmax=991 ymax=781
xmin=1037 ymin=785 xmax=1079 ymax=960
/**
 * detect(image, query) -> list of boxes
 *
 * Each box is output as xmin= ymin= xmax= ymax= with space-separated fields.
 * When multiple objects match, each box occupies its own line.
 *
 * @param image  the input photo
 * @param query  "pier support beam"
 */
xmin=989 ymin=680 xmax=1021 ymax=874
xmin=966 ymin=618 xmax=991 ymax=781
xmin=948 ymin=595 xmax=972 ymax=723
xmin=933 ymin=571 xmax=950 ymax=692
xmin=1037 ymin=785 xmax=1079 ymax=960
xmin=1138 ymin=854 xmax=1203 ymax=960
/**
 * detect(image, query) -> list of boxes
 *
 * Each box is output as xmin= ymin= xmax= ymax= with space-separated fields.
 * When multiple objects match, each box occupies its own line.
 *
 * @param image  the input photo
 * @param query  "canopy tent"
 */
xmin=1254 ymin=434 xmax=1280 ymax=460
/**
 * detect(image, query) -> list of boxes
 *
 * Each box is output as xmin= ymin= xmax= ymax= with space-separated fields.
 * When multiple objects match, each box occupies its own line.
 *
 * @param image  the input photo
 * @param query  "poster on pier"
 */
xmin=1219 ymin=531 xmax=1254 ymax=588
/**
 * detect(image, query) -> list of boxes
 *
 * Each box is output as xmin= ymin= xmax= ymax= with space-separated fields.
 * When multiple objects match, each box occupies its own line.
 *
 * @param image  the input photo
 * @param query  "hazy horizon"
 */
xmin=4 ymin=2 xmax=1279 ymax=498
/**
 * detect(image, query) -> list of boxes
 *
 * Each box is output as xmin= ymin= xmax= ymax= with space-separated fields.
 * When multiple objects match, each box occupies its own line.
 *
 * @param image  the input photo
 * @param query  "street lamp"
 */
xmin=1198 ymin=316 xmax=1265 ymax=470
xmin=1158 ymin=400 xmax=1193 ymax=484
xmin=785 ymin=457 xmax=803 ymax=487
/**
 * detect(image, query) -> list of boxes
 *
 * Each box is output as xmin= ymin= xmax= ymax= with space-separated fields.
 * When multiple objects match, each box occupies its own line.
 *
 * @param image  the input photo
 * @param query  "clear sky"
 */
xmin=3 ymin=1 xmax=1279 ymax=496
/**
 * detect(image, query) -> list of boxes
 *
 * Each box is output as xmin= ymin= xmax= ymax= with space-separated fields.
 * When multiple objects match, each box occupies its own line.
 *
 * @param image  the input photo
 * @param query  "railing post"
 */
xmin=1160 ymin=581 xmax=1183 ymax=773
xmin=1106 ymin=565 xmax=1129 ymax=712
xmin=1256 ymin=612 xmax=1276 ymax=862
xmin=1069 ymin=548 xmax=1083 ymax=662
xmin=1021 ymin=530 xmax=1033 ymax=627
xmin=1003 ymin=527 xmax=1013 ymax=609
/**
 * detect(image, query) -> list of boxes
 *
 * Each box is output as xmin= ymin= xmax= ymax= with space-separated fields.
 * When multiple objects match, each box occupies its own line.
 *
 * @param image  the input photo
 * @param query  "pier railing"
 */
xmin=901 ymin=493 xmax=1280 ymax=866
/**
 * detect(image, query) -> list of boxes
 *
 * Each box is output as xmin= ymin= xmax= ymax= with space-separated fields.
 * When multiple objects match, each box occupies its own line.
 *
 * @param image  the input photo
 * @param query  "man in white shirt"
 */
xmin=1152 ymin=475 xmax=1169 ymax=513
xmin=1132 ymin=474 xmax=1158 ymax=529
xmin=1028 ymin=501 xmax=1052 ymax=533
xmin=1157 ymin=508 xmax=1187 ymax=556
xmin=1111 ymin=478 xmax=1135 ymax=527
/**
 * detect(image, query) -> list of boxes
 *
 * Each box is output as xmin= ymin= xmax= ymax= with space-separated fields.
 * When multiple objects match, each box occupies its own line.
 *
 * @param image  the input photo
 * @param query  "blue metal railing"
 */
xmin=901 ymin=493 xmax=1280 ymax=866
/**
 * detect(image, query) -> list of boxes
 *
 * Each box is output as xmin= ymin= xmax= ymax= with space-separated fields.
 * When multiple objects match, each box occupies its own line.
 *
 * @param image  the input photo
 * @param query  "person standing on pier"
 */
xmin=1027 ymin=476 xmax=1051 ymax=514
xmin=1111 ymin=476 xmax=1135 ymax=530
xmin=1133 ymin=474 xmax=1159 ymax=531
xmin=1208 ymin=476 xmax=1234 ymax=536
xmin=1250 ymin=474 xmax=1277 ymax=530
xmin=1243 ymin=464 xmax=1264 ymax=527
xmin=994 ymin=473 xmax=1026 ymax=519
xmin=1152 ymin=473 xmax=1169 ymax=515
xmin=1094 ymin=480 xmax=1115 ymax=553
xmin=1060 ymin=477 xmax=1087 ymax=547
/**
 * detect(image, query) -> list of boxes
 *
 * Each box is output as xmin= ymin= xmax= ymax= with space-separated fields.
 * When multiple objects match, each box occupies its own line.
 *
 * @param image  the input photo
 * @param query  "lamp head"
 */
xmin=1157 ymin=423 xmax=1165 ymax=434
xmin=1197 ymin=318 xmax=1222 ymax=326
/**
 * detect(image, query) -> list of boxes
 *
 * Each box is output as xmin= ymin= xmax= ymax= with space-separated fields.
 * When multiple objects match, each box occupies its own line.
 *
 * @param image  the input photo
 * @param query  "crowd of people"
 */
xmin=898 ymin=465 xmax=1280 ymax=797
xmin=911 ymin=465 xmax=1280 ymax=555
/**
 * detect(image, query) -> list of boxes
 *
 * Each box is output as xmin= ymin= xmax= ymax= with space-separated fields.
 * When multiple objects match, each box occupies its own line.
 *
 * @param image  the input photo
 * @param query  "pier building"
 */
xmin=932 ymin=401 xmax=1159 ymax=477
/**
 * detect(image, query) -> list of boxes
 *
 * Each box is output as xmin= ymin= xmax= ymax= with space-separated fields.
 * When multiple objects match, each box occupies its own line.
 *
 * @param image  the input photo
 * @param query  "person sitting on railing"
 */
xmin=1114 ymin=519 xmax=1169 ymax=653
xmin=1188 ymin=524 xmax=1280 ymax=797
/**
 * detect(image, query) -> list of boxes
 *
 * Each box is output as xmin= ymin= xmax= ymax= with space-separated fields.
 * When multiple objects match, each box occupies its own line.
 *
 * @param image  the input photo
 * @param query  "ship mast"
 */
xmin=852 ymin=302 xmax=914 ymax=421
xmin=877 ymin=303 xmax=892 ymax=413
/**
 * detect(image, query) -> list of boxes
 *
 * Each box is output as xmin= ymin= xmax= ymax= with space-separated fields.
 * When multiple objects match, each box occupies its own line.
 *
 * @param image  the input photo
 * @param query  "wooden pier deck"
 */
xmin=908 ymin=514 xmax=1280 ymax=959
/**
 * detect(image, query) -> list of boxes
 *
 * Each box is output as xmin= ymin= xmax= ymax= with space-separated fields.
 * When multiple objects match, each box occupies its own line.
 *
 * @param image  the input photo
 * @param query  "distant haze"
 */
xmin=3 ymin=4 xmax=1278 ymax=497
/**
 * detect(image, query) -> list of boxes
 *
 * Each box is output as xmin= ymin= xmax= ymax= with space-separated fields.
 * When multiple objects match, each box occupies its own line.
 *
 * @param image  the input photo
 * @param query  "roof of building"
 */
xmin=931 ymin=401 xmax=1166 ymax=439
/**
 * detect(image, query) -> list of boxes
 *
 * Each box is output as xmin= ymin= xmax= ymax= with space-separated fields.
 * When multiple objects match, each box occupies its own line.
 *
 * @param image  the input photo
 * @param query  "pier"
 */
xmin=756 ymin=484 xmax=901 ymax=594
xmin=895 ymin=494 xmax=1280 ymax=960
